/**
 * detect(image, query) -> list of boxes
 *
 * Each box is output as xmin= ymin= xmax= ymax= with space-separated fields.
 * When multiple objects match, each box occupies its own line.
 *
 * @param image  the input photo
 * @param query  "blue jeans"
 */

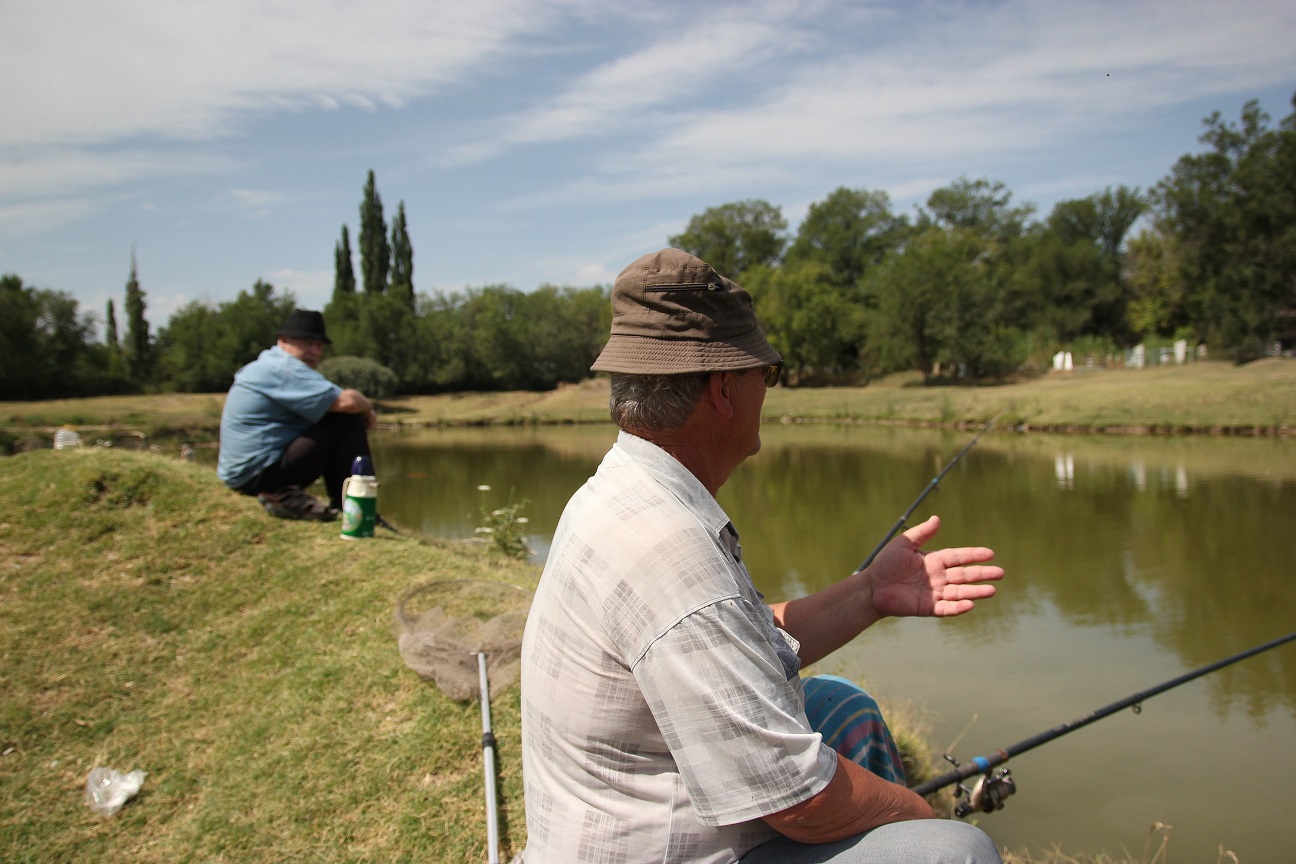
xmin=235 ymin=411 xmax=371 ymax=509
xmin=737 ymin=677 xmax=1002 ymax=864
xmin=739 ymin=819 xmax=1002 ymax=864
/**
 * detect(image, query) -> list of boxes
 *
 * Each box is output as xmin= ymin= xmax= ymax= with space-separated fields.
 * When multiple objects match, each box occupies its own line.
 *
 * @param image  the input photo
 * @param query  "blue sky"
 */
xmin=3 ymin=0 xmax=1294 ymax=334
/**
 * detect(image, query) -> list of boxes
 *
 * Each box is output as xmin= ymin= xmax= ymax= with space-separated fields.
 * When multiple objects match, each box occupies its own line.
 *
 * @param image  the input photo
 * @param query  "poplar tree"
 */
xmin=123 ymin=252 xmax=151 ymax=384
xmin=358 ymin=170 xmax=390 ymax=295
xmin=390 ymin=201 xmax=414 ymax=306
xmin=104 ymin=296 xmax=126 ymax=381
xmin=334 ymin=224 xmax=356 ymax=298
xmin=105 ymin=298 xmax=119 ymax=348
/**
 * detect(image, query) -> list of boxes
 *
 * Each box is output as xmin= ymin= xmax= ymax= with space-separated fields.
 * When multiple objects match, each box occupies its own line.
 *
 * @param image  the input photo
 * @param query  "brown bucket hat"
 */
xmin=591 ymin=248 xmax=782 ymax=375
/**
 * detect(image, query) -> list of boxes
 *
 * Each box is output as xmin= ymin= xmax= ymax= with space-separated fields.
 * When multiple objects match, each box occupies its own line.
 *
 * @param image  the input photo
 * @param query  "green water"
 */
xmin=371 ymin=423 xmax=1296 ymax=861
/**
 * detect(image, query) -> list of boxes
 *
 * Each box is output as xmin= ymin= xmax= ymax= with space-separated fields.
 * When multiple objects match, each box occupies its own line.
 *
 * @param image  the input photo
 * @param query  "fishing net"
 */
xmin=394 ymin=579 xmax=533 ymax=702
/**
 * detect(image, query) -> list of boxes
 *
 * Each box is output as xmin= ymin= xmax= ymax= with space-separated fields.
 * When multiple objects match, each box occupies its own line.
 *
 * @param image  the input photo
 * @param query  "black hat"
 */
xmin=277 ymin=309 xmax=332 ymax=345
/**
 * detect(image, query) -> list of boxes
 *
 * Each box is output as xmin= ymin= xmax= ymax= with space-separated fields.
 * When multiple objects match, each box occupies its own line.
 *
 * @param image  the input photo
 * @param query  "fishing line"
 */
xmin=855 ymin=410 xmax=1006 ymax=573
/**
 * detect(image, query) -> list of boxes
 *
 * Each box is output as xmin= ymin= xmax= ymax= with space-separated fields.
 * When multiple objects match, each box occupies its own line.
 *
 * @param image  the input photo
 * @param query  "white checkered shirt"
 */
xmin=519 ymin=432 xmax=836 ymax=864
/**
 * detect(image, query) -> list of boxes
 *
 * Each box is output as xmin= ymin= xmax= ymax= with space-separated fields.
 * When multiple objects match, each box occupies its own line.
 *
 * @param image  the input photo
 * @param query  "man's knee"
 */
xmin=740 ymin=819 xmax=1001 ymax=864
xmin=318 ymin=410 xmax=368 ymax=434
xmin=871 ymin=819 xmax=1002 ymax=864
xmin=803 ymin=674 xmax=906 ymax=785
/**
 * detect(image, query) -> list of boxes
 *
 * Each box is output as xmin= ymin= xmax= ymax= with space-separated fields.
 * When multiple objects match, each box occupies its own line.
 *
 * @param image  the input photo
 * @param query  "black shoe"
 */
xmin=258 ymin=486 xmax=337 ymax=522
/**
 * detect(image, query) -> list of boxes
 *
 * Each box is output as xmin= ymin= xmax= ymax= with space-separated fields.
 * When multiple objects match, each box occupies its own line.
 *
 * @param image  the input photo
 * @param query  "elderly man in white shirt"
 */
xmin=519 ymin=248 xmax=1004 ymax=864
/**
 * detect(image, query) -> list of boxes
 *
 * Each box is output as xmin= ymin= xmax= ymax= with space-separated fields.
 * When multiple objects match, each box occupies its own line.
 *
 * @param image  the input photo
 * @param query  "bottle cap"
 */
xmin=351 ymin=455 xmax=374 ymax=476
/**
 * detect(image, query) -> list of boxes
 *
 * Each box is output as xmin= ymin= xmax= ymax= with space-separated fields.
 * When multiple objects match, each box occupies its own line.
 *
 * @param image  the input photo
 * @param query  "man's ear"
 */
xmin=705 ymin=371 xmax=736 ymax=420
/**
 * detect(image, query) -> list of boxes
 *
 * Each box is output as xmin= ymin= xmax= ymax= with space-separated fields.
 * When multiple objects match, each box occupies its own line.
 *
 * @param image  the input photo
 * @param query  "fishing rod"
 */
xmin=910 ymin=630 xmax=1296 ymax=817
xmin=475 ymin=652 xmax=502 ymax=864
xmin=855 ymin=410 xmax=1006 ymax=573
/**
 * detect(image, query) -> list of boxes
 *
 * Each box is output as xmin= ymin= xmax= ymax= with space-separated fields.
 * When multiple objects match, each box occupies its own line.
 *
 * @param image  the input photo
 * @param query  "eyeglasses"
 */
xmin=761 ymin=363 xmax=782 ymax=388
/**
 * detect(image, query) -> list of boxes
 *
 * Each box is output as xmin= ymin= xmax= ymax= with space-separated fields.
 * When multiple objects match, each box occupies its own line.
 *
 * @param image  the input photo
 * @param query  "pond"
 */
xmin=368 ymin=423 xmax=1296 ymax=862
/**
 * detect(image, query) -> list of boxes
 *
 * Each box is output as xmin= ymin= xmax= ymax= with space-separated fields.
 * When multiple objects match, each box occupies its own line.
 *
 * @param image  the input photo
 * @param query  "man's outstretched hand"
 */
xmin=865 ymin=515 xmax=1003 ymax=619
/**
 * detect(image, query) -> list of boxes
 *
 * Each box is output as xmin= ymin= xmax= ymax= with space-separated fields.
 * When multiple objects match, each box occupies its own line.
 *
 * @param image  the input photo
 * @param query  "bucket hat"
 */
xmin=277 ymin=309 xmax=332 ymax=345
xmin=591 ymin=248 xmax=781 ymax=374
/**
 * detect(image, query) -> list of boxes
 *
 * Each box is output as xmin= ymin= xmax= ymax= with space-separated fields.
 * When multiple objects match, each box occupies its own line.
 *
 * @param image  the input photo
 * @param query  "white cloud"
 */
xmin=582 ymin=0 xmax=1296 ymax=179
xmin=0 ymin=198 xmax=100 ymax=238
xmin=262 ymin=267 xmax=332 ymax=311
xmin=572 ymin=262 xmax=618 ymax=285
xmin=506 ymin=8 xmax=805 ymax=144
xmin=0 ymin=0 xmax=572 ymax=148
xmin=0 ymin=147 xmax=236 ymax=201
xmin=438 ymin=4 xmax=811 ymax=165
xmin=224 ymin=188 xmax=288 ymax=220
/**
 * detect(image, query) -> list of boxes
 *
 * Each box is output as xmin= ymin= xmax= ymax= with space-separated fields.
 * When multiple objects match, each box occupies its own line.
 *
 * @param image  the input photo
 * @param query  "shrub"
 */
xmin=318 ymin=355 xmax=400 ymax=398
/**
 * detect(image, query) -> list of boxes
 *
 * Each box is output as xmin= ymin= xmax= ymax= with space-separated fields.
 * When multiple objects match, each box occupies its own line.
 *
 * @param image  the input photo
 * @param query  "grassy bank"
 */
xmin=0 ymin=448 xmax=538 ymax=862
xmin=3 ymin=360 xmax=1294 ymax=448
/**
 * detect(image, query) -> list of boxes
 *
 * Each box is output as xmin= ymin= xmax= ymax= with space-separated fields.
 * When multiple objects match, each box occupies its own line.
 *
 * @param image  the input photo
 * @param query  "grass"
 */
xmin=3 ymin=360 xmax=1294 ymax=448
xmin=0 ymin=442 xmax=1252 ymax=862
xmin=0 ymin=448 xmax=539 ymax=862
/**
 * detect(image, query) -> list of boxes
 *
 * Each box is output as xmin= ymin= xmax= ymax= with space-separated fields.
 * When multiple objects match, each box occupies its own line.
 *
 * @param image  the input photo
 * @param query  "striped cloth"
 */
xmin=803 ymin=674 xmax=907 ymax=785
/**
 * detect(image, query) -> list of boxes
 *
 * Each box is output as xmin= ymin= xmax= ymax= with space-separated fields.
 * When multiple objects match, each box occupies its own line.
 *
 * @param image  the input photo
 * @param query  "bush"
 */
xmin=318 ymin=355 xmax=400 ymax=398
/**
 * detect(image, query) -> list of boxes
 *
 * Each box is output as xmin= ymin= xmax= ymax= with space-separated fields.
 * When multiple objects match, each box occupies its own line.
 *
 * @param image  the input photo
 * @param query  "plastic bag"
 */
xmin=84 ymin=766 xmax=146 ymax=816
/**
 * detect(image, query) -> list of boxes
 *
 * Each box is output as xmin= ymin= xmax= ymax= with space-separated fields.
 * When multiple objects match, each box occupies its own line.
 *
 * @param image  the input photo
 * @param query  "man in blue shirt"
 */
xmin=217 ymin=309 xmax=376 ymax=521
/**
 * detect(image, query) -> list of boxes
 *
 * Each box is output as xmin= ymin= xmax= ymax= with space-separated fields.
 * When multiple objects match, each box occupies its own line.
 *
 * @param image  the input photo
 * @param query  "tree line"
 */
xmin=2 ymin=94 xmax=1292 ymax=401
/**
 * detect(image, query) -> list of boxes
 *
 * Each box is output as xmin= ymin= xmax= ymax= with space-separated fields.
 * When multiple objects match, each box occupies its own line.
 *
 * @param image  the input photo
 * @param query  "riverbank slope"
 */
xmin=0 ymin=448 xmax=536 ymax=862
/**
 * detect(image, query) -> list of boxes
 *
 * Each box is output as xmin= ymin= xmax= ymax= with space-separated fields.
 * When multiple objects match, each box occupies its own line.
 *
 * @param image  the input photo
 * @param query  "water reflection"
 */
xmin=369 ymin=424 xmax=1296 ymax=860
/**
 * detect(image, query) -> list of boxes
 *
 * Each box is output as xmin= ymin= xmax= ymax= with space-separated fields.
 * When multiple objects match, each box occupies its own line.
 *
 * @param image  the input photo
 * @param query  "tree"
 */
xmin=390 ymin=201 xmax=414 ymax=308
xmin=123 ymin=252 xmax=152 ymax=385
xmin=358 ymin=170 xmax=390 ymax=295
xmin=785 ymin=188 xmax=909 ymax=289
xmin=745 ymin=261 xmax=867 ymax=383
xmin=1048 ymin=186 xmax=1146 ymax=262
xmin=0 ymin=274 xmax=115 ymax=399
xmin=154 ymin=280 xmax=296 ymax=392
xmin=669 ymin=200 xmax=787 ymax=277
xmin=866 ymin=226 xmax=1023 ymax=382
xmin=926 ymin=177 xmax=1034 ymax=240
xmin=105 ymin=299 xmax=119 ymax=349
xmin=104 ymin=298 xmax=127 ymax=382
xmin=0 ymin=274 xmax=43 ymax=398
xmin=406 ymin=291 xmax=470 ymax=391
xmin=334 ymin=224 xmax=356 ymax=299
xmin=1014 ymin=187 xmax=1146 ymax=345
xmin=1153 ymin=94 xmax=1296 ymax=358
xmin=1124 ymin=229 xmax=1188 ymax=339
xmin=358 ymin=289 xmax=419 ymax=378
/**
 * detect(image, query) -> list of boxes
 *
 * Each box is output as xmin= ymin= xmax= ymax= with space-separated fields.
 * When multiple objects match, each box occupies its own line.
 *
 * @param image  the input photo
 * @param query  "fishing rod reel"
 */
xmin=940 ymin=754 xmax=1016 ymax=818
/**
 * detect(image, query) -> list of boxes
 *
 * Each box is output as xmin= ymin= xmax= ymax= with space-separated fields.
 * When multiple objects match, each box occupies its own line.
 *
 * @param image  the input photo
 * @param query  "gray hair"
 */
xmin=608 ymin=372 xmax=710 ymax=432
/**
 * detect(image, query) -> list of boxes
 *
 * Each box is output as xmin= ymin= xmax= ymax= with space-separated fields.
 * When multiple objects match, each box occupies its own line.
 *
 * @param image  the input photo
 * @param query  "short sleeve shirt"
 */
xmin=216 ymin=345 xmax=342 ymax=489
xmin=519 ymin=432 xmax=837 ymax=864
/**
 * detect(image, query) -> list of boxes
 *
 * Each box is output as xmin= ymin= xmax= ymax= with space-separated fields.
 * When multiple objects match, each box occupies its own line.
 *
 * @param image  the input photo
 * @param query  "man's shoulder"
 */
xmin=571 ymin=450 xmax=700 ymax=537
xmin=233 ymin=347 xmax=285 ymax=381
xmin=541 ymin=459 xmax=747 ymax=654
xmin=234 ymin=347 xmax=331 ymax=390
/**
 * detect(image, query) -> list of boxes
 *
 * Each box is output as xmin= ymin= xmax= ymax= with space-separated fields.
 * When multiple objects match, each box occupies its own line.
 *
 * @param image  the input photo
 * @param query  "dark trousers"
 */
xmin=236 ymin=412 xmax=372 ymax=508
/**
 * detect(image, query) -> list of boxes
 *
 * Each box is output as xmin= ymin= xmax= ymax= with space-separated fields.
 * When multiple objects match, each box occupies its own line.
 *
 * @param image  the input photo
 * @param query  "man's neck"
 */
xmin=631 ymin=424 xmax=733 ymax=498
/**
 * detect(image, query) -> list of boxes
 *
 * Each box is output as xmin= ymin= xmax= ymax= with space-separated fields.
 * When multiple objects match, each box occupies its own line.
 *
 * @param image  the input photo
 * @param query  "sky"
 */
xmin=3 ymin=0 xmax=1295 ymax=334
